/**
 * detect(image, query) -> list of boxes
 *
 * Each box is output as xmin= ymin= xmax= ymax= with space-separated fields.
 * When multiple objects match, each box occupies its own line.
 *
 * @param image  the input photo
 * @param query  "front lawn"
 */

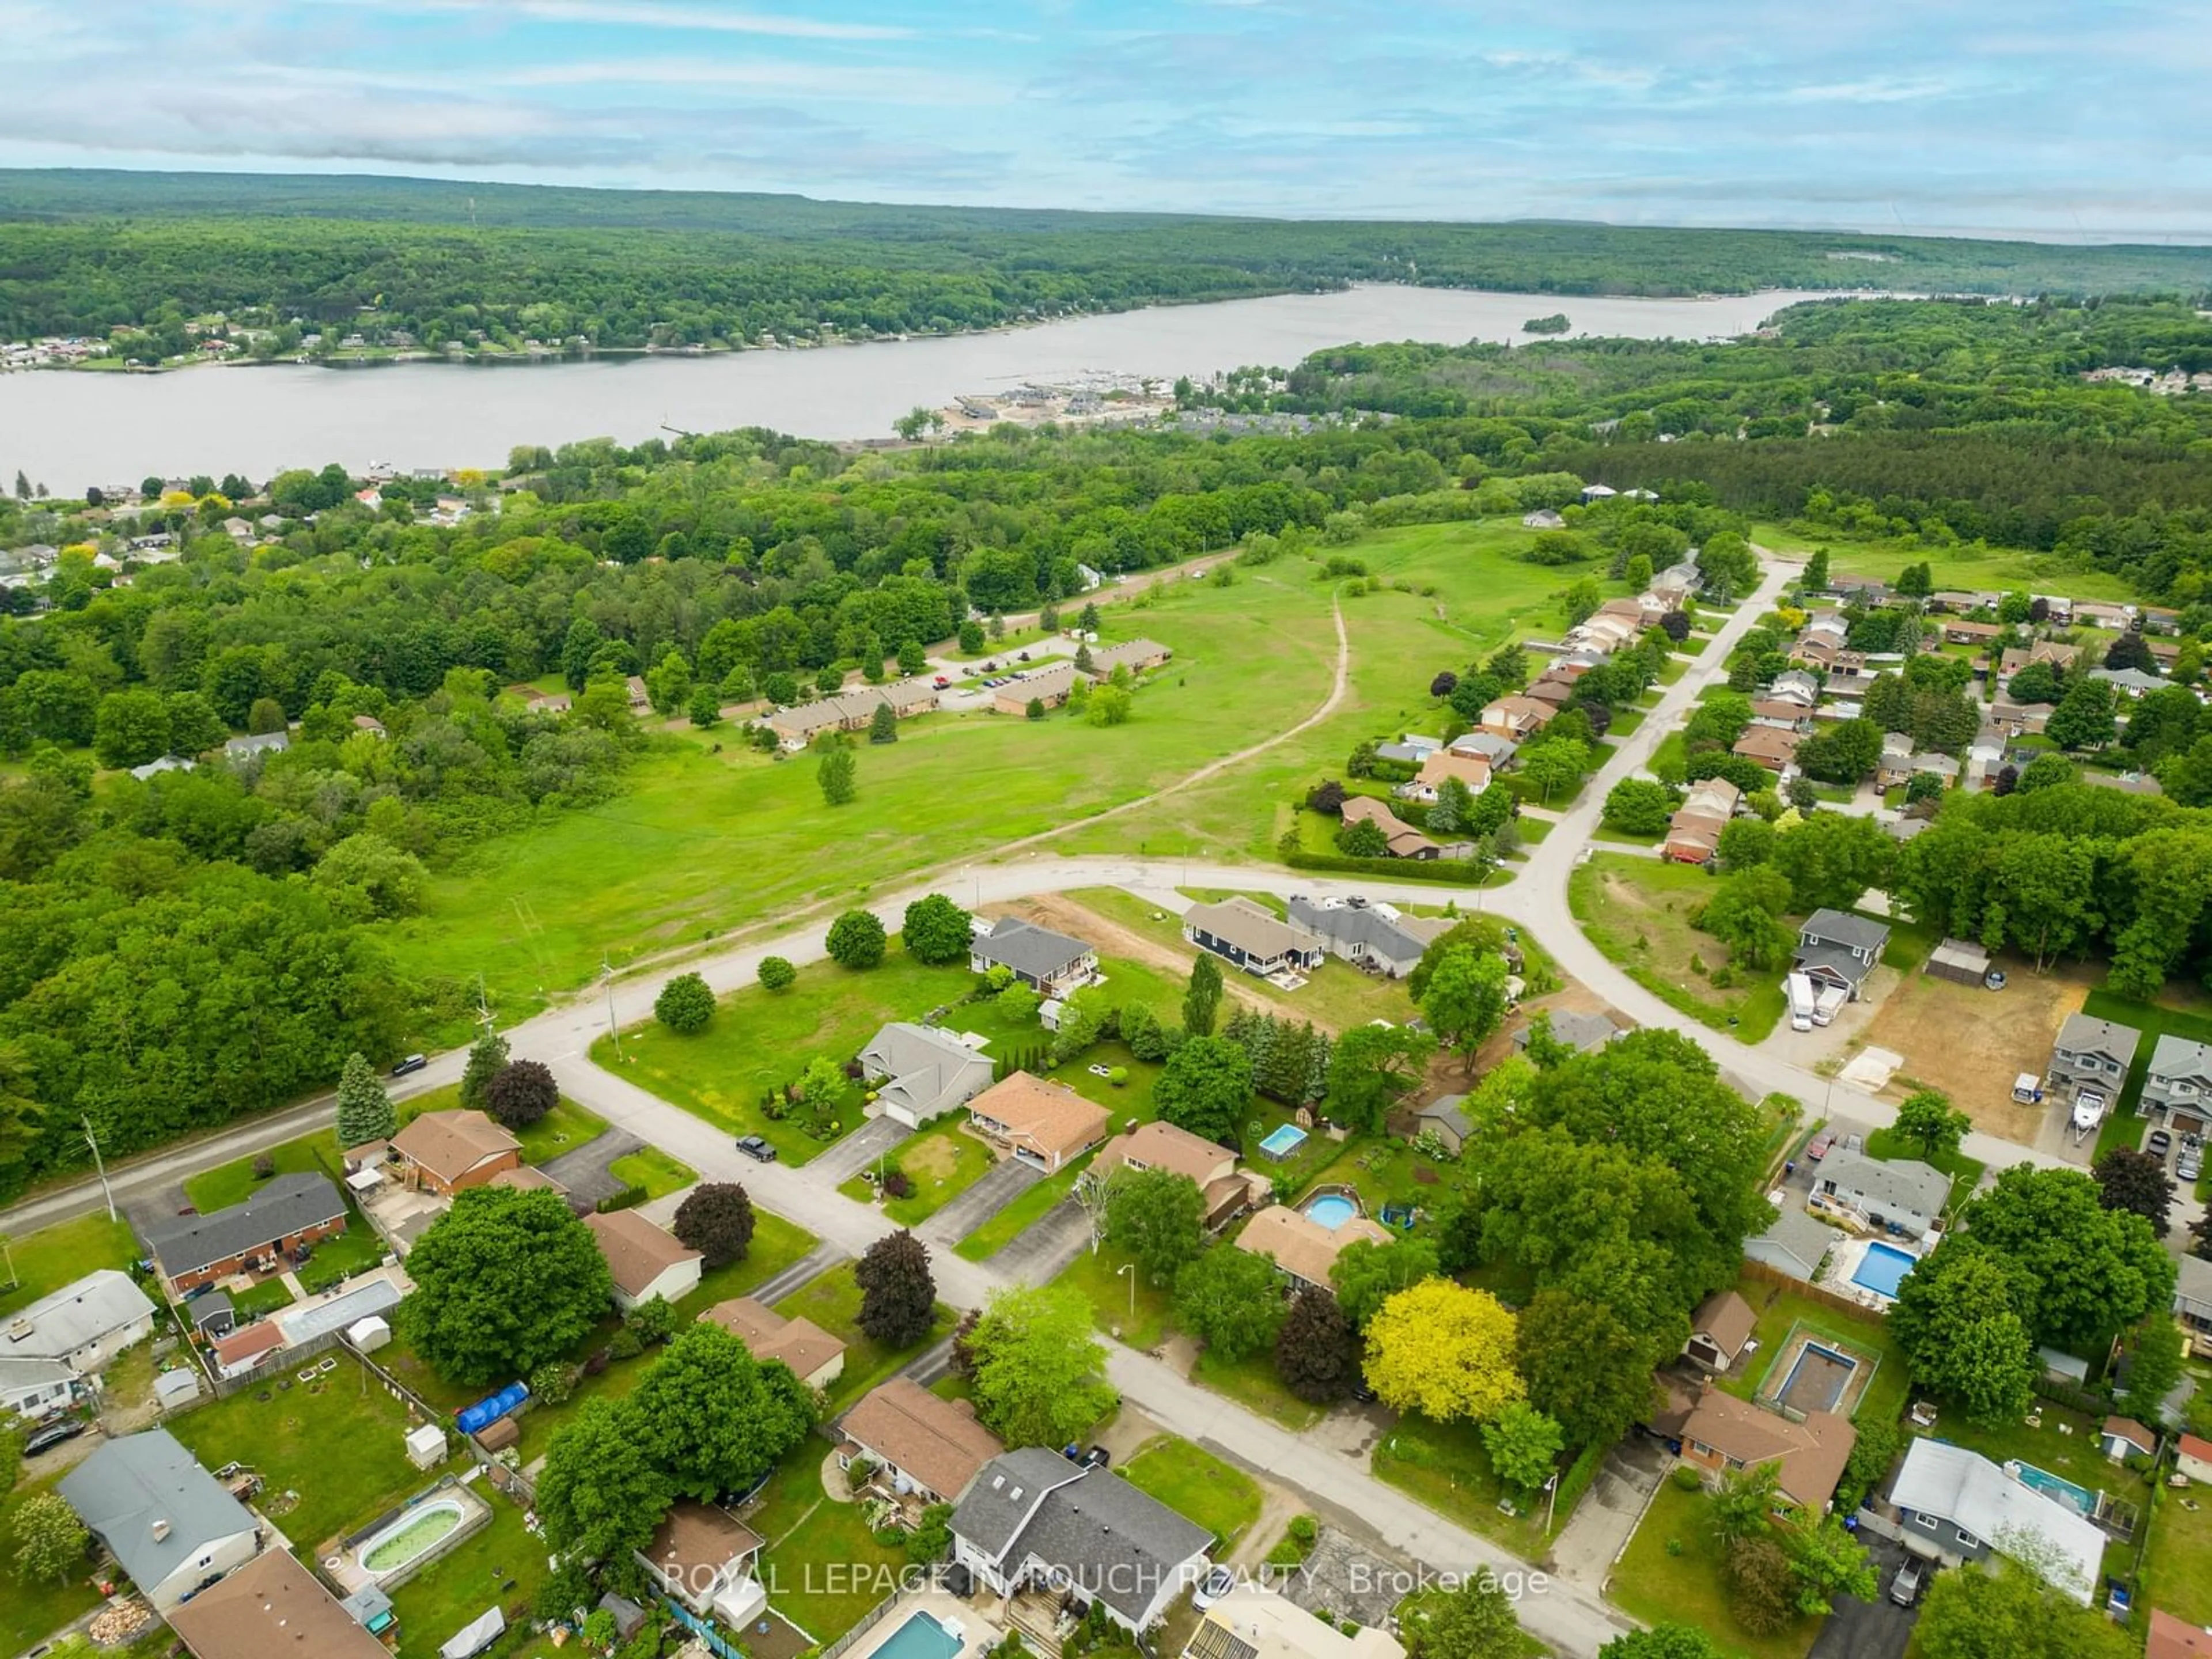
xmin=166 ymin=1352 xmax=444 ymax=1550
xmin=1056 ymin=1241 xmax=1172 ymax=1349
xmin=1567 ymin=853 xmax=1786 ymax=1043
xmin=1190 ymin=1346 xmax=1322 ymax=1431
xmin=607 ymin=1144 xmax=697 ymax=1202
xmin=386 ymin=1491 xmax=562 ymax=1659
xmin=955 ymin=1147 xmax=1097 ymax=1262
xmin=0 ymin=1212 xmax=141 ymax=1318
xmin=749 ymin=1445 xmax=910 ymax=1643
xmin=1373 ymin=1413 xmax=1551 ymax=1561
xmin=1122 ymin=1436 xmax=1264 ymax=1550
xmin=1611 ymin=1479 xmax=1819 ymax=1659
xmin=836 ymin=1117 xmax=995 ymax=1225
xmin=772 ymin=1259 xmax=954 ymax=1414
xmin=184 ymin=1130 xmax=340 ymax=1211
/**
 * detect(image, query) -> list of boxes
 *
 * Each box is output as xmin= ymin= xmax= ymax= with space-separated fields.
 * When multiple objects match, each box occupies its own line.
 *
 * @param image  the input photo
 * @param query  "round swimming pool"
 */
xmin=1304 ymin=1195 xmax=1358 ymax=1229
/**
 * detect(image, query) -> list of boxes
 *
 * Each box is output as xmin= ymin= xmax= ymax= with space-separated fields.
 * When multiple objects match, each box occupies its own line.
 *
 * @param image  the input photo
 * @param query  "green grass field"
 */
xmin=1568 ymin=854 xmax=1786 ymax=1042
xmin=0 ymin=1213 xmax=140 ymax=1318
xmin=184 ymin=1130 xmax=339 ymax=1211
xmin=167 ymin=1353 xmax=444 ymax=1551
xmin=1611 ymin=1480 xmax=1819 ymax=1659
xmin=607 ymin=1144 xmax=696 ymax=1200
xmin=1752 ymin=522 xmax=2139 ymax=601
xmin=748 ymin=1444 xmax=910 ymax=1643
xmin=1122 ymin=1436 xmax=1264 ymax=1550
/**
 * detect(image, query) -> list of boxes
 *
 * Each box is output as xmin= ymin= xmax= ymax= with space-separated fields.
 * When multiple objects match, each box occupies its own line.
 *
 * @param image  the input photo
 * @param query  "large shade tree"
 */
xmin=403 ymin=1187 xmax=612 ymax=1387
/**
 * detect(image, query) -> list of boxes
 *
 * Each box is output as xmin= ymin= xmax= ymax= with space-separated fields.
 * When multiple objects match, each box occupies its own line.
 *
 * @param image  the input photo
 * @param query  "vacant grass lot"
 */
xmin=0 ymin=1212 xmax=140 ymax=1318
xmin=1751 ymin=522 xmax=2139 ymax=601
xmin=168 ymin=1353 xmax=441 ymax=1551
xmin=389 ymin=596 xmax=1344 ymax=1028
xmin=1569 ymin=854 xmax=1787 ymax=1043
xmin=1612 ymin=1480 xmax=1819 ymax=1659
xmin=1123 ymin=1436 xmax=1264 ymax=1550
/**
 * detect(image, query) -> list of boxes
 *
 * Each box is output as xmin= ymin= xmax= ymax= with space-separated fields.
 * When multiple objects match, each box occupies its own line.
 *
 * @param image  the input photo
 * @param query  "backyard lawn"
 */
xmin=1611 ymin=1480 xmax=1819 ymax=1659
xmin=1123 ymin=1436 xmax=1264 ymax=1550
xmin=166 ymin=1353 xmax=445 ymax=1551
xmin=2143 ymin=1466 xmax=2212 ymax=1626
xmin=387 ymin=1493 xmax=562 ymax=1659
xmin=1569 ymin=854 xmax=1787 ymax=1042
xmin=771 ymin=1260 xmax=954 ymax=1414
xmin=748 ymin=1445 xmax=910 ymax=1643
xmin=0 ymin=1211 xmax=140 ymax=1317
xmin=1718 ymin=1279 xmax=1911 ymax=1430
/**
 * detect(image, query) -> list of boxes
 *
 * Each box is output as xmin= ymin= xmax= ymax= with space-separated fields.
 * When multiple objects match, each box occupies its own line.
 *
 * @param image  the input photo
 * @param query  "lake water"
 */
xmin=0 ymin=285 xmax=1858 ymax=486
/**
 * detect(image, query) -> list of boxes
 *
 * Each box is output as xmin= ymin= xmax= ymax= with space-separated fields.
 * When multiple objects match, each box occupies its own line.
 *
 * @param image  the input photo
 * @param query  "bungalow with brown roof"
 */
xmin=1084 ymin=638 xmax=1171 ymax=676
xmin=965 ymin=1072 xmax=1109 ymax=1172
xmin=1677 ymin=1387 xmax=1856 ymax=1511
xmin=1732 ymin=725 xmax=1802 ymax=773
xmin=1748 ymin=699 xmax=1813 ymax=732
xmin=1339 ymin=796 xmax=1445 ymax=860
xmin=585 ymin=1211 xmax=703 ymax=1312
xmin=1940 ymin=619 xmax=2002 ymax=646
xmin=700 ymin=1297 xmax=845 ymax=1389
xmin=1478 ymin=696 xmax=1555 ymax=740
xmin=1236 ymin=1205 xmax=1394 ymax=1294
xmin=1664 ymin=812 xmax=1727 ymax=865
xmin=388 ymin=1109 xmax=521 ymax=1196
xmin=1999 ymin=641 xmax=2079 ymax=680
xmin=1989 ymin=698 xmax=2054 ymax=737
xmin=1093 ymin=1120 xmax=1256 ymax=1230
xmin=1683 ymin=1290 xmax=1756 ymax=1373
xmin=639 ymin=1501 xmax=765 ymax=1627
xmin=486 ymin=1165 xmax=569 ymax=1200
xmin=1397 ymin=748 xmax=1492 ymax=805
xmin=2149 ymin=1609 xmax=2212 ymax=1659
xmin=168 ymin=1547 xmax=390 ymax=1659
xmin=995 ymin=661 xmax=1078 ymax=715
xmin=839 ymin=1376 xmax=1004 ymax=1507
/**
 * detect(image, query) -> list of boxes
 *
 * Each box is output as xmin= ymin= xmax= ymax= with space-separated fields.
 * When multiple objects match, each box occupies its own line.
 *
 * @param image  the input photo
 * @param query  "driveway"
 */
xmin=1274 ymin=1524 xmax=1419 ymax=1628
xmin=1808 ymin=1533 xmax=1919 ymax=1659
xmin=743 ymin=1241 xmax=847 ymax=1307
xmin=1551 ymin=1436 xmax=1669 ymax=1585
xmin=918 ymin=1157 xmax=1042 ymax=1245
xmin=539 ymin=1128 xmax=641 ymax=1210
xmin=984 ymin=1194 xmax=1093 ymax=1285
xmin=802 ymin=1116 xmax=912 ymax=1188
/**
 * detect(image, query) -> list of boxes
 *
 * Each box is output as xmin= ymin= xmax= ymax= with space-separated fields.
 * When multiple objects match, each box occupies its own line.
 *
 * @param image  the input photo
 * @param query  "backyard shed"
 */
xmin=346 ymin=1315 xmax=391 ymax=1353
xmin=1926 ymin=939 xmax=1991 ymax=986
xmin=406 ymin=1423 xmax=449 ymax=1468
xmin=440 ymin=1606 xmax=505 ymax=1659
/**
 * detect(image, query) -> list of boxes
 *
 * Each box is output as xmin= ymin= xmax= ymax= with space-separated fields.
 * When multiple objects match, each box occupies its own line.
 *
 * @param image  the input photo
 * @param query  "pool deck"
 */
xmin=835 ymin=1592 xmax=991 ymax=1659
xmin=1827 ymin=1234 xmax=1920 ymax=1309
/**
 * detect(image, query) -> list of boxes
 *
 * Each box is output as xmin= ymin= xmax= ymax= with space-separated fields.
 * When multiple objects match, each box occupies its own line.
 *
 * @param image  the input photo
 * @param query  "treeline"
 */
xmin=5 ymin=169 xmax=2212 ymax=347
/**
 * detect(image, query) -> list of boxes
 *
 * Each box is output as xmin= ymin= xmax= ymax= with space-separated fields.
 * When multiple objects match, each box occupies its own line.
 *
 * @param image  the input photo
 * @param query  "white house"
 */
xmin=1812 ymin=1152 xmax=1950 ymax=1236
xmin=584 ymin=1212 xmax=703 ymax=1312
xmin=59 ymin=1430 xmax=262 ymax=1612
xmin=1887 ymin=1437 xmax=2106 ymax=1606
xmin=0 ymin=1269 xmax=157 ymax=1419
xmin=858 ymin=1022 xmax=996 ymax=1129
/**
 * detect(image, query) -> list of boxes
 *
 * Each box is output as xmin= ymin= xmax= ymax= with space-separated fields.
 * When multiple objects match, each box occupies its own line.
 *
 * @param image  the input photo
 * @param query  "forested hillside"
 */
xmin=3 ymin=293 xmax=2212 ymax=1198
xmin=2 ymin=169 xmax=2210 ymax=349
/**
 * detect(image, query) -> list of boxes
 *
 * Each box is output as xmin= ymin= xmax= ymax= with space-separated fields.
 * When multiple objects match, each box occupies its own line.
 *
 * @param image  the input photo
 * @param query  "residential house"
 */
xmin=2093 ymin=666 xmax=2167 ymax=699
xmin=1999 ymin=641 xmax=2078 ymax=679
xmin=1084 ymin=638 xmax=1172 ymax=676
xmin=1185 ymin=1586 xmax=1406 ymax=1659
xmin=130 ymin=756 xmax=196 ymax=781
xmin=222 ymin=732 xmax=290 ymax=762
xmin=1093 ymin=1121 xmax=1256 ymax=1230
xmin=965 ymin=1072 xmax=1109 ymax=1172
xmin=1447 ymin=730 xmax=1517 ymax=767
xmin=388 ymin=1109 xmax=522 ymax=1195
xmin=1184 ymin=897 xmax=1325 ymax=978
xmin=350 ymin=714 xmax=386 ymax=738
xmin=700 ymin=1298 xmax=845 ymax=1390
xmin=59 ymin=1430 xmax=262 ymax=1612
xmin=141 ymin=1173 xmax=349 ymax=1296
xmin=2048 ymin=1013 xmax=2141 ymax=1107
xmin=1745 ymin=1207 xmax=1834 ymax=1283
xmin=969 ymin=916 xmax=1098 ymax=997
xmin=1911 ymin=752 xmax=1960 ymax=788
xmin=1521 ymin=509 xmax=1565 ymax=530
xmin=1478 ymin=696 xmax=1555 ymax=741
xmin=1876 ymin=733 xmax=1917 ymax=790
xmin=1989 ymin=699 xmax=2055 ymax=737
xmin=1284 ymin=896 xmax=1452 ymax=979
xmin=640 ymin=1501 xmax=766 ymax=1628
xmin=2175 ymin=1256 xmax=2212 ymax=1360
xmin=1732 ymin=724 xmax=1802 ymax=774
xmin=2149 ymin=1610 xmax=2212 ymax=1659
xmin=858 ymin=1022 xmax=996 ymax=1129
xmin=1396 ymin=748 xmax=1491 ymax=804
xmin=1768 ymin=669 xmax=1822 ymax=707
xmin=839 ymin=1376 xmax=1005 ymax=1506
xmin=585 ymin=1211 xmax=703 ymax=1312
xmin=1522 ymin=674 xmax=1578 ymax=709
xmin=0 ymin=1270 xmax=157 ymax=1419
xmin=1814 ymin=1151 xmax=1949 ymax=1235
xmin=1887 ymin=1437 xmax=2106 ymax=1605
xmin=1338 ymin=796 xmax=1455 ymax=861
xmin=995 ymin=661 xmax=1079 ymax=714
xmin=1665 ymin=775 xmax=1741 ymax=864
xmin=1512 ymin=1008 xmax=1619 ymax=1057
xmin=1929 ymin=590 xmax=1997 ymax=615
xmin=1373 ymin=737 xmax=1439 ymax=767
xmin=169 ymin=1546 xmax=392 ymax=1659
xmin=1683 ymin=1291 xmax=1757 ymax=1373
xmin=2076 ymin=600 xmax=2136 ymax=631
xmin=950 ymin=1448 xmax=1213 ymax=1635
xmin=1748 ymin=699 xmax=1814 ymax=732
xmin=1236 ymin=1205 xmax=1394 ymax=1294
xmin=2142 ymin=1034 xmax=2212 ymax=1136
xmin=624 ymin=674 xmax=651 ymax=710
xmin=1793 ymin=910 xmax=1891 ymax=1001
xmin=1677 ymin=1388 xmax=1855 ymax=1510
xmin=1940 ymin=619 xmax=2002 ymax=647
xmin=2178 ymin=1430 xmax=2212 ymax=1482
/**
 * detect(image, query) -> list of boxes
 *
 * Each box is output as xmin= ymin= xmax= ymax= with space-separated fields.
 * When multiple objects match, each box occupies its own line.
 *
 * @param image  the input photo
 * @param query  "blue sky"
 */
xmin=3 ymin=0 xmax=2207 ymax=236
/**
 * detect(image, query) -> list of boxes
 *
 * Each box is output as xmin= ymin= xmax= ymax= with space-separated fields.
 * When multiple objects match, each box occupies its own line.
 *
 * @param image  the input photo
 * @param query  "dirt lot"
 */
xmin=1858 ymin=958 xmax=2097 ymax=1140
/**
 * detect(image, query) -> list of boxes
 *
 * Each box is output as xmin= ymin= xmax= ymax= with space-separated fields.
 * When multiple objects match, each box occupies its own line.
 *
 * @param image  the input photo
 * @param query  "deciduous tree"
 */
xmin=1329 ymin=1236 xmax=1441 ymax=1327
xmin=9 ymin=1491 xmax=87 ymax=1584
xmin=855 ymin=1230 xmax=938 ymax=1347
xmin=1893 ymin=1089 xmax=1969 ymax=1163
xmin=1151 ymin=1035 xmax=1252 ymax=1143
xmin=653 ymin=971 xmax=715 ymax=1034
xmin=1172 ymin=1243 xmax=1286 ymax=1362
xmin=1480 ymin=1399 xmax=1565 ymax=1495
xmin=673 ymin=1182 xmax=756 ymax=1270
xmin=965 ymin=1283 xmax=1118 ymax=1448
xmin=2093 ymin=1146 xmax=2175 ymax=1234
xmin=536 ymin=1399 xmax=673 ymax=1561
xmin=1420 ymin=946 xmax=1510 ymax=1070
xmin=900 ymin=894 xmax=972 ymax=965
xmin=1362 ymin=1278 xmax=1523 ymax=1423
xmin=758 ymin=956 xmax=797 ymax=991
xmin=1323 ymin=1022 xmax=1436 ymax=1133
xmin=1274 ymin=1287 xmax=1358 ymax=1404
xmin=1399 ymin=1574 xmax=1528 ymax=1659
xmin=1911 ymin=1552 xmax=2134 ymax=1659
xmin=1103 ymin=1166 xmax=1208 ymax=1286
xmin=1887 ymin=1241 xmax=2037 ymax=1423
xmin=630 ymin=1324 xmax=814 ymax=1499
xmin=405 ymin=1187 xmax=612 ymax=1387
xmin=1961 ymin=1165 xmax=2175 ymax=1350
xmin=484 ymin=1058 xmax=557 ymax=1129
xmin=818 ymin=739 xmax=858 ymax=805
xmin=826 ymin=908 xmax=888 ymax=969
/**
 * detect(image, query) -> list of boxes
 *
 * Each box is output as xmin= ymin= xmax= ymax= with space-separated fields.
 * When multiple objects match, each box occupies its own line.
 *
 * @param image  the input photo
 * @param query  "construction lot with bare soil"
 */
xmin=1857 ymin=960 xmax=2096 ymax=1141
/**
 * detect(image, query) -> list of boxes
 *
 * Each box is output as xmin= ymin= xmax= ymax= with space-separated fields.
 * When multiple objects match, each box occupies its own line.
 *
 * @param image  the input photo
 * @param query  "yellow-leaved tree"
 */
xmin=1362 ymin=1278 xmax=1524 ymax=1422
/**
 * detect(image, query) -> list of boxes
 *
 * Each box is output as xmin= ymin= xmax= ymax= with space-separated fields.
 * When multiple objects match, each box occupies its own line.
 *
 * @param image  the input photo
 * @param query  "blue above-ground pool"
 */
xmin=1304 ymin=1194 xmax=1358 ymax=1229
xmin=871 ymin=1611 xmax=963 ymax=1659
xmin=1850 ymin=1241 xmax=1918 ymax=1299
xmin=1258 ymin=1123 xmax=1308 ymax=1160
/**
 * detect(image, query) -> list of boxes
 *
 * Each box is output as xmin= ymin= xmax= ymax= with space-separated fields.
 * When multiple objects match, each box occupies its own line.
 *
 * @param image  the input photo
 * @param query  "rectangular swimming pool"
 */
xmin=2013 ymin=1460 xmax=2096 ymax=1517
xmin=1258 ymin=1123 xmax=1308 ymax=1160
xmin=873 ymin=1611 xmax=963 ymax=1659
xmin=1777 ymin=1342 xmax=1858 ymax=1415
xmin=1850 ymin=1241 xmax=1918 ymax=1299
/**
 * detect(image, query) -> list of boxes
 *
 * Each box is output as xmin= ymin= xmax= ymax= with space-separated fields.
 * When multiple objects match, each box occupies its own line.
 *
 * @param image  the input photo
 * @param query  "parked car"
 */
xmin=1080 ymin=1445 xmax=1110 ymax=1469
xmin=1805 ymin=1130 xmax=1836 ymax=1161
xmin=391 ymin=1053 xmax=429 ymax=1077
xmin=2180 ymin=1141 xmax=2205 ymax=1182
xmin=1890 ymin=1562 xmax=1924 ymax=1607
xmin=24 ymin=1419 xmax=87 ymax=1457
xmin=1193 ymin=1566 xmax=1235 ymax=1611
xmin=2149 ymin=1128 xmax=2173 ymax=1158
xmin=1843 ymin=1132 xmax=1865 ymax=1154
xmin=932 ymin=676 xmax=949 ymax=689
xmin=734 ymin=1135 xmax=778 ymax=1163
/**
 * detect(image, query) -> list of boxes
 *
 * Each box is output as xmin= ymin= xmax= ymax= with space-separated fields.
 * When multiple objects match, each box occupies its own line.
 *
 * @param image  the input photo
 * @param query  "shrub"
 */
xmin=251 ymin=1153 xmax=275 ymax=1180
xmin=881 ymin=1169 xmax=915 ymax=1200
xmin=653 ymin=971 xmax=715 ymax=1033
xmin=529 ymin=1361 xmax=580 ymax=1407
xmin=1672 ymin=1465 xmax=1704 ymax=1493
xmin=607 ymin=1326 xmax=643 ymax=1361
xmin=1109 ymin=1067 xmax=1129 ymax=1087
xmin=826 ymin=910 xmax=888 ymax=969
xmin=758 ymin=956 xmax=797 ymax=991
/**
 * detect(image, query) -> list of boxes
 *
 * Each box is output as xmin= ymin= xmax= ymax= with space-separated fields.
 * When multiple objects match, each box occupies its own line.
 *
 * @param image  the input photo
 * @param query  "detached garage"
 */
xmin=1926 ymin=938 xmax=1991 ymax=986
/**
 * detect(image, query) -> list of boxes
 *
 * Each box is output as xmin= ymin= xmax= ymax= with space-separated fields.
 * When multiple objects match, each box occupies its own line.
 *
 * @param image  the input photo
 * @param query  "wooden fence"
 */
xmin=1738 ymin=1255 xmax=1888 ymax=1323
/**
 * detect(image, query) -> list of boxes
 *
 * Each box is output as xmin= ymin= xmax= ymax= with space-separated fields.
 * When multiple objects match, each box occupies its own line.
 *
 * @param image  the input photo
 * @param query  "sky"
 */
xmin=3 ymin=0 xmax=2209 ymax=237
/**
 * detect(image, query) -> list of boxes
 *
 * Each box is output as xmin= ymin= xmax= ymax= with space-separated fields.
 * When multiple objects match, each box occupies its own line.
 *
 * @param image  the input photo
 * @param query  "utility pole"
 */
xmin=82 ymin=1116 xmax=117 ymax=1222
xmin=601 ymin=956 xmax=624 ymax=1062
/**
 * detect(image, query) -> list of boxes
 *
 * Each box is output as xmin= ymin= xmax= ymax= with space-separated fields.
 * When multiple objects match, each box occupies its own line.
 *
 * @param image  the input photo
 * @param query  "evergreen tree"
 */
xmin=460 ymin=1029 xmax=509 ymax=1113
xmin=335 ymin=1051 xmax=397 ymax=1146
xmin=1183 ymin=954 xmax=1224 ymax=1037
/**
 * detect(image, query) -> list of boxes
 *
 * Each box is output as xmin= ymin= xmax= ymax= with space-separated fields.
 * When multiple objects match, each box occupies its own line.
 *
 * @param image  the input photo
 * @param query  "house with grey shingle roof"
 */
xmin=1513 ymin=1008 xmax=1619 ymax=1058
xmin=969 ymin=916 xmax=1097 ymax=997
xmin=1792 ymin=910 xmax=1891 ymax=1001
xmin=139 ymin=1173 xmax=348 ymax=1295
xmin=1813 ymin=1151 xmax=1950 ymax=1234
xmin=858 ymin=1022 xmax=996 ymax=1129
xmin=59 ymin=1430 xmax=262 ymax=1611
xmin=2048 ymin=1013 xmax=2140 ymax=1107
xmin=2143 ymin=1033 xmax=2212 ymax=1134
